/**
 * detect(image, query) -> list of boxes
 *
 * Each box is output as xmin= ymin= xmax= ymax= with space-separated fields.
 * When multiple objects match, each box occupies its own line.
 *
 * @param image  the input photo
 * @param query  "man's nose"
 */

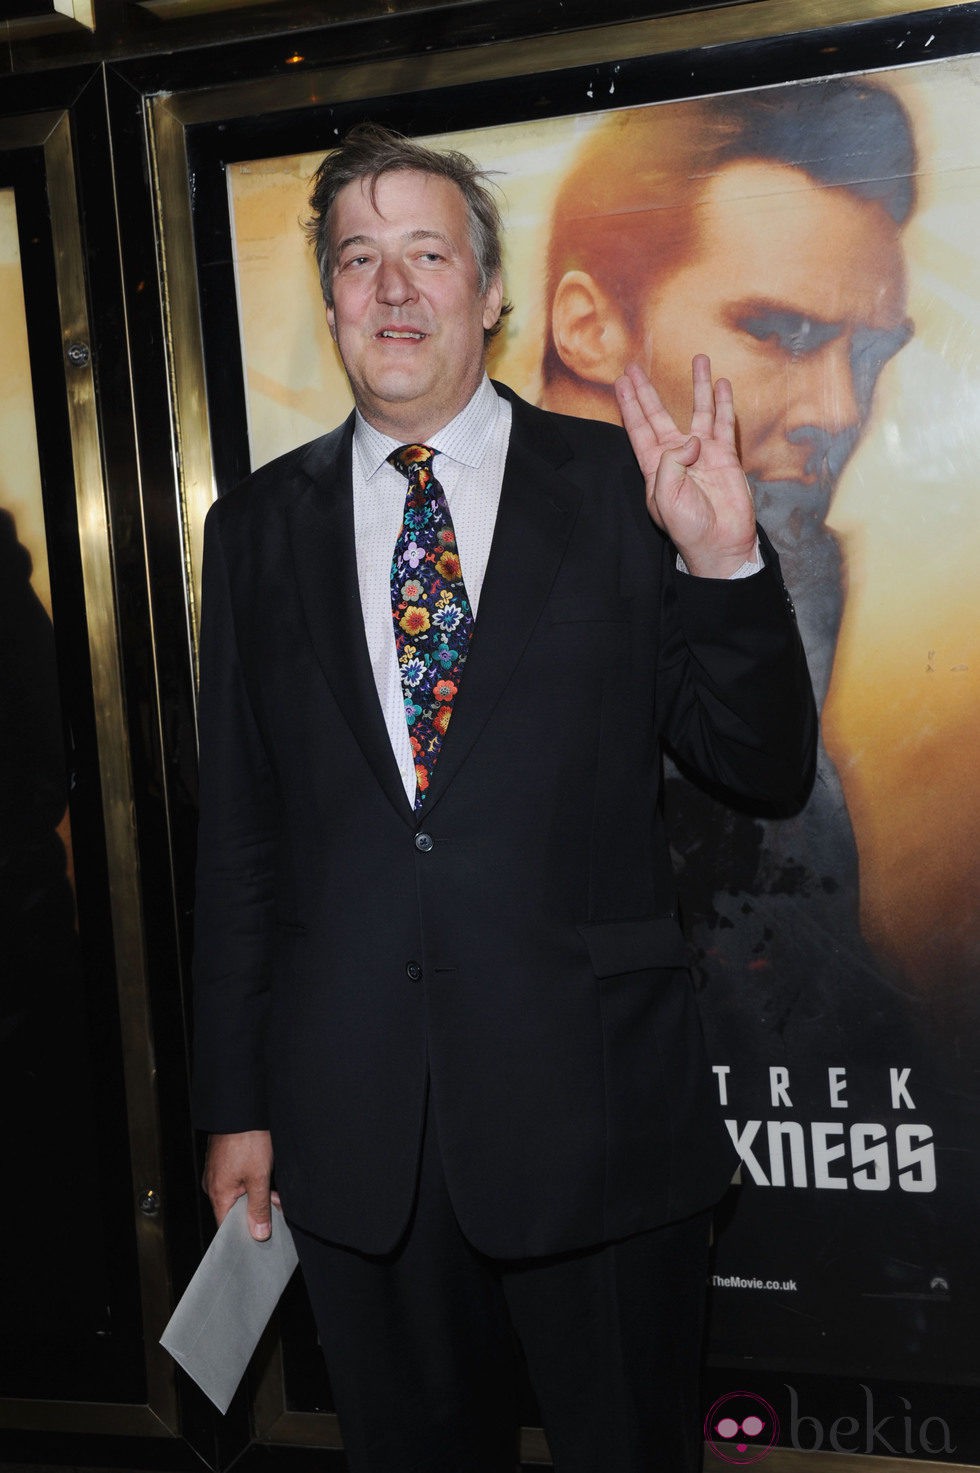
xmin=375 ymin=257 xmax=417 ymax=306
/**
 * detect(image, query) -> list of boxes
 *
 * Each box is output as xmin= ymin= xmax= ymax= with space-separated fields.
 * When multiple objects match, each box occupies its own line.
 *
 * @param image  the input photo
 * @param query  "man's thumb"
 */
xmin=671 ymin=434 xmax=700 ymax=468
xmin=248 ymin=1187 xmax=273 ymax=1241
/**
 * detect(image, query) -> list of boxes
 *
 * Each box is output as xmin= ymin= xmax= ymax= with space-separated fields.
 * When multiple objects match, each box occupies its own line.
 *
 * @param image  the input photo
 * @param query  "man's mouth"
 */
xmin=378 ymin=329 xmax=427 ymax=340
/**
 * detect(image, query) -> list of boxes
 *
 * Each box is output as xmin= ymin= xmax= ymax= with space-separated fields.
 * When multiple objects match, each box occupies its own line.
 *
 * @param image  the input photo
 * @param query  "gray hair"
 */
xmin=305 ymin=122 xmax=512 ymax=339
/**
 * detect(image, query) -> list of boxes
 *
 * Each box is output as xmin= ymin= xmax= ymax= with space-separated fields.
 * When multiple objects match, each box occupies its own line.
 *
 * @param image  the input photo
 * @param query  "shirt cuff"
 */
xmin=676 ymin=537 xmax=763 ymax=579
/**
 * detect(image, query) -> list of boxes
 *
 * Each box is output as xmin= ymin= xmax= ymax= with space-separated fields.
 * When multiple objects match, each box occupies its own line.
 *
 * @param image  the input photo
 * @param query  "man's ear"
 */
xmin=325 ymin=302 xmax=337 ymax=341
xmin=482 ymin=272 xmax=504 ymax=334
xmin=550 ymin=270 xmax=632 ymax=384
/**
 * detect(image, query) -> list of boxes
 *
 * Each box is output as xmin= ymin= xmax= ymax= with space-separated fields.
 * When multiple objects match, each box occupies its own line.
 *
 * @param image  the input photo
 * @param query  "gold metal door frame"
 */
xmin=147 ymin=4 xmax=980 ymax=1465
xmin=0 ymin=106 xmax=177 ymax=1439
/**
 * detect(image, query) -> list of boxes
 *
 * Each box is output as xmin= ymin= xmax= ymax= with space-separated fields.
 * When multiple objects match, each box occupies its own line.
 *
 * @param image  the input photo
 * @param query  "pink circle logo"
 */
xmin=704 ymin=1391 xmax=780 ymax=1464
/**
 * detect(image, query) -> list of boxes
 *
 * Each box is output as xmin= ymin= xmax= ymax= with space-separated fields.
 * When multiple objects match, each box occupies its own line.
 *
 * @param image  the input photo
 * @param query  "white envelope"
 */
xmin=160 ymin=1196 xmax=298 ymax=1413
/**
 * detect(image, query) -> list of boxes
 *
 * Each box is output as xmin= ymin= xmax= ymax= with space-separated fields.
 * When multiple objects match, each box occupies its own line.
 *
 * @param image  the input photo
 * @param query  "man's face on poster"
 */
xmin=629 ymin=161 xmax=911 ymax=518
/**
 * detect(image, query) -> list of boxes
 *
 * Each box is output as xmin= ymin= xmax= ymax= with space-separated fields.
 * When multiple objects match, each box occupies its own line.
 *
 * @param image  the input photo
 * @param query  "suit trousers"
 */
xmin=289 ymin=1093 xmax=712 ymax=1473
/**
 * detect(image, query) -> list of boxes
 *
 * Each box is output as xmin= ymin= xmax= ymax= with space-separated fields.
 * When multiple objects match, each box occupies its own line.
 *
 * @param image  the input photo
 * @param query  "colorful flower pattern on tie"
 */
xmin=388 ymin=444 xmax=474 ymax=809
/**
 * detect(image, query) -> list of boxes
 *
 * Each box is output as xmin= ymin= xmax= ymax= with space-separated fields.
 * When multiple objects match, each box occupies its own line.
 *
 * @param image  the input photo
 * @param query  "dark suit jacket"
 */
xmin=192 ymin=385 xmax=816 ymax=1258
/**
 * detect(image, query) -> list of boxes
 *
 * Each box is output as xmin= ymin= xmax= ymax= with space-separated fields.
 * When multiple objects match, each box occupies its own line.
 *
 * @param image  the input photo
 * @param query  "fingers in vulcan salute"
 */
xmin=615 ymin=354 xmax=758 ymax=579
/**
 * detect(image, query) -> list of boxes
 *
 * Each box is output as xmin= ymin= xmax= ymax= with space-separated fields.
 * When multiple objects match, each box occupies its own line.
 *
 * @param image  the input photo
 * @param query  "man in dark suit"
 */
xmin=193 ymin=124 xmax=815 ymax=1472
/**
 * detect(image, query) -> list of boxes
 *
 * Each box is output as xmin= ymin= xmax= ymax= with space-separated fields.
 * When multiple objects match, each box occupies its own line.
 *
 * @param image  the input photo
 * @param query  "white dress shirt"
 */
xmin=352 ymin=374 xmax=512 ymax=805
xmin=351 ymin=375 xmax=762 ymax=806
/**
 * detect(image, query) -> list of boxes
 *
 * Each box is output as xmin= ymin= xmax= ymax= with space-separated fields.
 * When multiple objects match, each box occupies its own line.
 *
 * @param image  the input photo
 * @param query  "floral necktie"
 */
xmin=388 ymin=444 xmax=475 ymax=809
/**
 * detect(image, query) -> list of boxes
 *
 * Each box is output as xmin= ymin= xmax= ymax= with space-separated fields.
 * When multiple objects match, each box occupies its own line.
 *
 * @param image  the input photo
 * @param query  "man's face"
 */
xmin=632 ymin=160 xmax=910 ymax=515
xmin=326 ymin=169 xmax=503 ymax=441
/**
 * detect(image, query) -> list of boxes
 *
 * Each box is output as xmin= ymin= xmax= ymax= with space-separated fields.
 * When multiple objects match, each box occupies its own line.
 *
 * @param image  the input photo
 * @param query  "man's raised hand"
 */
xmin=615 ymin=355 xmax=757 ymax=579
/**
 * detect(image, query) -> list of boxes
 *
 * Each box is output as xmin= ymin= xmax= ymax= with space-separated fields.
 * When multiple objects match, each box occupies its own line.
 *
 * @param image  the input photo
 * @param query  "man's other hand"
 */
xmin=203 ymin=1129 xmax=279 ymax=1241
xmin=615 ymin=354 xmax=758 ymax=579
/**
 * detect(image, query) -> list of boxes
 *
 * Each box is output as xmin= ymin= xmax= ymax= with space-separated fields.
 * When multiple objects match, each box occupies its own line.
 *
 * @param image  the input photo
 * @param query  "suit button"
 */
xmin=405 ymin=961 xmax=422 ymax=982
xmin=414 ymin=831 xmax=434 ymax=852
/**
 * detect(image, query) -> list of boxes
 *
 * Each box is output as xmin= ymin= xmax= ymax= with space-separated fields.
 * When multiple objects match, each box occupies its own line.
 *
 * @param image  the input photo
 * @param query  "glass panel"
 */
xmin=224 ymin=61 xmax=980 ymax=1392
xmin=0 ymin=183 xmax=143 ymax=1403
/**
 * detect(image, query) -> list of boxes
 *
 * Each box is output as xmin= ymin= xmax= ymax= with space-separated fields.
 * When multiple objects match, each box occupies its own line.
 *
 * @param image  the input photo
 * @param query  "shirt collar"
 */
xmin=353 ymin=374 xmax=502 ymax=480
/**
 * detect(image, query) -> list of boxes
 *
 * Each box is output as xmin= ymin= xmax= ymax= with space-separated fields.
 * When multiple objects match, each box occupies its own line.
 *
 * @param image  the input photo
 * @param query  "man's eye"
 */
xmin=739 ymin=311 xmax=842 ymax=357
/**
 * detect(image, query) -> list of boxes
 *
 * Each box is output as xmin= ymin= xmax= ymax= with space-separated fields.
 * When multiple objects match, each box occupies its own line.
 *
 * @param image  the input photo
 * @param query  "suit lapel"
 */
xmin=284 ymin=392 xmax=584 ymax=823
xmin=421 ymin=400 xmax=583 ymax=814
xmin=286 ymin=420 xmax=416 ymax=825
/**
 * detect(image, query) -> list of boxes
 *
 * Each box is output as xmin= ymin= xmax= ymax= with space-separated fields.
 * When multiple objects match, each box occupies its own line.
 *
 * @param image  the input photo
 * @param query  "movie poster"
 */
xmin=226 ymin=56 xmax=980 ymax=1385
